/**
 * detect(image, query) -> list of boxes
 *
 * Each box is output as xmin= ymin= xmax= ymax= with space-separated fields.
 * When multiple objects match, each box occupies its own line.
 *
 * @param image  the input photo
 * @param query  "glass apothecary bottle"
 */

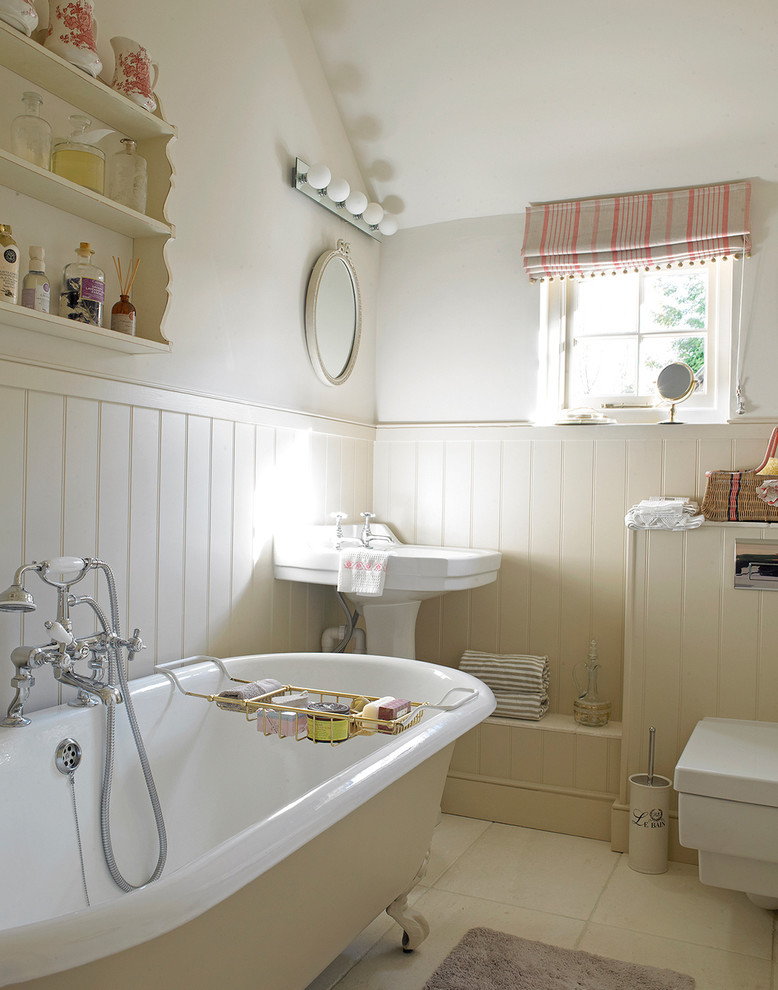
xmin=11 ymin=92 xmax=52 ymax=170
xmin=108 ymin=139 xmax=148 ymax=214
xmin=60 ymin=242 xmax=105 ymax=326
xmin=51 ymin=115 xmax=105 ymax=194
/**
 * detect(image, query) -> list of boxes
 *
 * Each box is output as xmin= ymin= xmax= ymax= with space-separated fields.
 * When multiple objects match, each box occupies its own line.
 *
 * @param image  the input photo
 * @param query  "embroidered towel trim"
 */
xmin=337 ymin=548 xmax=389 ymax=596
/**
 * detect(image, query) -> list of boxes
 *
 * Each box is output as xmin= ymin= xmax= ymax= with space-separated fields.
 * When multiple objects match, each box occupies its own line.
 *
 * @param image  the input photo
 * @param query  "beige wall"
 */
xmin=374 ymin=423 xmax=777 ymax=722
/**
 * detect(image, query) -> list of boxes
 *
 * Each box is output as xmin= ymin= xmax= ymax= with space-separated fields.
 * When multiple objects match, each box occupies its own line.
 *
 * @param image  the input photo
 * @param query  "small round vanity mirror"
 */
xmin=656 ymin=361 xmax=697 ymax=424
xmin=305 ymin=240 xmax=361 ymax=386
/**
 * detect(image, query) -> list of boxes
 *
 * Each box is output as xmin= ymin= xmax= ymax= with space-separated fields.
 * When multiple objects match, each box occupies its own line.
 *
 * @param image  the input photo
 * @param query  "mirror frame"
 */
xmin=304 ymin=239 xmax=362 ymax=386
xmin=656 ymin=361 xmax=697 ymax=403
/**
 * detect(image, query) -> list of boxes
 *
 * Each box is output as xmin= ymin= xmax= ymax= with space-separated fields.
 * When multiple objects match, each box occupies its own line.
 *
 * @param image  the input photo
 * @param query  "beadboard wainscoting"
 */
xmin=0 ymin=362 xmax=374 ymax=720
xmin=373 ymin=422 xmax=777 ymax=838
xmin=612 ymin=522 xmax=778 ymax=860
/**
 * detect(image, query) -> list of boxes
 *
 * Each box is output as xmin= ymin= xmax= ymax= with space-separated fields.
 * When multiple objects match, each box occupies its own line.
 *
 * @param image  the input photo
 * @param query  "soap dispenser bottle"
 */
xmin=21 ymin=246 xmax=50 ymax=313
xmin=60 ymin=242 xmax=105 ymax=326
xmin=573 ymin=639 xmax=611 ymax=727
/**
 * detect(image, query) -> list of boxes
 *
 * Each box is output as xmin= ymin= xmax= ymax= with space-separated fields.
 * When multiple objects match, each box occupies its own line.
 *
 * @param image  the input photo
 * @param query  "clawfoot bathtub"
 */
xmin=0 ymin=652 xmax=493 ymax=989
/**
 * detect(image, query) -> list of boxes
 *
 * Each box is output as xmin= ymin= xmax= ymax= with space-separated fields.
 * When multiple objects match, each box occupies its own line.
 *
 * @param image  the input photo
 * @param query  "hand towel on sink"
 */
xmin=337 ymin=547 xmax=389 ymax=596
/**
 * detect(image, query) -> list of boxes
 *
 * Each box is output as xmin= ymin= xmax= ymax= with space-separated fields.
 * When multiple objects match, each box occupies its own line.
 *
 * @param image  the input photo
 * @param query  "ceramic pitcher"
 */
xmin=0 ymin=0 xmax=38 ymax=37
xmin=44 ymin=0 xmax=101 ymax=78
xmin=110 ymin=36 xmax=158 ymax=112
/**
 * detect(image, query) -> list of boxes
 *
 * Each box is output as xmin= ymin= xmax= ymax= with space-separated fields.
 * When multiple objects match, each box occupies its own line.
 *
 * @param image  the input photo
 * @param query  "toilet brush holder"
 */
xmin=628 ymin=772 xmax=671 ymax=874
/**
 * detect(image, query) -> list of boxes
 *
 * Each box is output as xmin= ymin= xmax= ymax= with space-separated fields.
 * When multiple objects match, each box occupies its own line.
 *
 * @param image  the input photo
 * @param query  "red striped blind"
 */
xmin=522 ymin=182 xmax=751 ymax=281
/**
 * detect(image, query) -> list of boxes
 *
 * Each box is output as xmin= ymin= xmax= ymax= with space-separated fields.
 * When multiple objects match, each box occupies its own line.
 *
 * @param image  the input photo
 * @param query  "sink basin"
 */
xmin=273 ymin=524 xmax=502 ymax=658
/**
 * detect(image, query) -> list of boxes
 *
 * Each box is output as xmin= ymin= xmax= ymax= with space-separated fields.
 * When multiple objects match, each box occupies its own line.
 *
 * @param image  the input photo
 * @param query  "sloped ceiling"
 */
xmin=300 ymin=0 xmax=778 ymax=230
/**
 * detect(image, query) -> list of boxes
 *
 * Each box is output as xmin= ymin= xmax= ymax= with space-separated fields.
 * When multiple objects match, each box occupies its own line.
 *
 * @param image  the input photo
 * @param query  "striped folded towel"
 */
xmin=459 ymin=651 xmax=549 ymax=695
xmin=492 ymin=692 xmax=549 ymax=721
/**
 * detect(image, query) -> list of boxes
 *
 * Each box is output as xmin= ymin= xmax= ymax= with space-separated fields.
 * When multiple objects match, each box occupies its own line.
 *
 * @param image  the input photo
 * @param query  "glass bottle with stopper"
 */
xmin=573 ymin=639 xmax=611 ymax=727
xmin=108 ymin=139 xmax=147 ymax=214
xmin=11 ymin=92 xmax=52 ymax=170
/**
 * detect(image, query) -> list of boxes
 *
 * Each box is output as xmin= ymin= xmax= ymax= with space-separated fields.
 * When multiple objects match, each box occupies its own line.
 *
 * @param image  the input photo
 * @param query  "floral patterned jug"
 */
xmin=0 ymin=0 xmax=38 ymax=37
xmin=110 ymin=36 xmax=158 ymax=112
xmin=44 ymin=0 xmax=101 ymax=78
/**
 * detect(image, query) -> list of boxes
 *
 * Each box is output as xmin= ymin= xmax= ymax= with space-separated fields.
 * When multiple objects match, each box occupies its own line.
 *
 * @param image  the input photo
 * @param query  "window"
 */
xmin=538 ymin=259 xmax=734 ymax=423
xmin=523 ymin=181 xmax=749 ymax=424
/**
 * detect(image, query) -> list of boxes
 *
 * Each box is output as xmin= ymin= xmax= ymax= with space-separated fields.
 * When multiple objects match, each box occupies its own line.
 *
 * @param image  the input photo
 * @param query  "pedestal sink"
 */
xmin=273 ymin=524 xmax=501 ymax=658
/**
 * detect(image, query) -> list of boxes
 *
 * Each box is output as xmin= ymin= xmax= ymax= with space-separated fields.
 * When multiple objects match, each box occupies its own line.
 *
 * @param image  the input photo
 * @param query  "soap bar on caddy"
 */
xmin=377 ymin=698 xmax=411 ymax=732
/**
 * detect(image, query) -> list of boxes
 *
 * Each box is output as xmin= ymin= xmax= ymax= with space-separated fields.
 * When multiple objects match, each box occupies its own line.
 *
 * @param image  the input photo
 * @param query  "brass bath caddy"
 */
xmin=154 ymin=656 xmax=477 ymax=746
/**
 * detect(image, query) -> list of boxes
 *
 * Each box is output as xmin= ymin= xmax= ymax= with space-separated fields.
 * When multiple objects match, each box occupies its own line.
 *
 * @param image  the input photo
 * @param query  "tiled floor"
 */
xmin=306 ymin=814 xmax=777 ymax=990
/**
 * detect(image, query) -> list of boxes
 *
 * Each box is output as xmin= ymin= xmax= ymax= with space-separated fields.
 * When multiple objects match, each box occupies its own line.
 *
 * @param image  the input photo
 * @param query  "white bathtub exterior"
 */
xmin=0 ymin=652 xmax=493 ymax=988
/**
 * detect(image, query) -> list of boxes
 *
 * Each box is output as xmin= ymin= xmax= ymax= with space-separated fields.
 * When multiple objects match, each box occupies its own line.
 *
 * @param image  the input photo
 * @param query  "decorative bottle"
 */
xmin=21 ymin=246 xmax=50 ymax=313
xmin=51 ymin=115 xmax=105 ymax=194
xmin=11 ymin=92 xmax=52 ymax=170
xmin=0 ymin=224 xmax=20 ymax=305
xmin=108 ymin=139 xmax=148 ymax=214
xmin=60 ymin=243 xmax=105 ymax=326
xmin=111 ymin=294 xmax=136 ymax=335
xmin=572 ymin=639 xmax=611 ymax=727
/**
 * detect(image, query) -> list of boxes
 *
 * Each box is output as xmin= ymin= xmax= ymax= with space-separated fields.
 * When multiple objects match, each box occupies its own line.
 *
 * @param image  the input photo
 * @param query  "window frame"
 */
xmin=537 ymin=258 xmax=735 ymax=425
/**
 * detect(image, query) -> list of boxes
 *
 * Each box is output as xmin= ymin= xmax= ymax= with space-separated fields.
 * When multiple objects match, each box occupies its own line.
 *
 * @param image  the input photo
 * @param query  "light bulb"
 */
xmin=362 ymin=202 xmax=384 ymax=226
xmin=378 ymin=216 xmax=398 ymax=236
xmin=306 ymin=163 xmax=331 ymax=190
xmin=327 ymin=177 xmax=350 ymax=204
xmin=345 ymin=190 xmax=367 ymax=216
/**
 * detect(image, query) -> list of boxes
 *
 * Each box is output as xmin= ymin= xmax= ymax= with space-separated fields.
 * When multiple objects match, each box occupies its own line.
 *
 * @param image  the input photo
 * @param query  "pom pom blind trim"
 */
xmin=522 ymin=181 xmax=751 ymax=281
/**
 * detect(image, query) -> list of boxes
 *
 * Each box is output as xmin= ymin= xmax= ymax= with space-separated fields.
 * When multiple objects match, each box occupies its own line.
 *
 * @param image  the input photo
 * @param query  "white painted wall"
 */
xmin=376 ymin=181 xmax=778 ymax=424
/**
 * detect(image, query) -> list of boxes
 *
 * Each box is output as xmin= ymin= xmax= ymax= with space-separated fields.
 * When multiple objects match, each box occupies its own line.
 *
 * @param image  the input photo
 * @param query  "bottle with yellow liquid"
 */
xmin=51 ymin=115 xmax=105 ymax=195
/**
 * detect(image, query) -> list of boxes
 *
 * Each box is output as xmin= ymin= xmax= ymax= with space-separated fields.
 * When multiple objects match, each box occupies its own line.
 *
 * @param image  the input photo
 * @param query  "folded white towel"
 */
xmin=460 ymin=652 xmax=549 ymax=694
xmin=337 ymin=548 xmax=389 ymax=596
xmin=625 ymin=502 xmax=703 ymax=531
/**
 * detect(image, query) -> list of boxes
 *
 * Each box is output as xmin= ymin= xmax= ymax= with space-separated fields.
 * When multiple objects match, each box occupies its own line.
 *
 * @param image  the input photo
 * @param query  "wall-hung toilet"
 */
xmin=675 ymin=717 xmax=778 ymax=910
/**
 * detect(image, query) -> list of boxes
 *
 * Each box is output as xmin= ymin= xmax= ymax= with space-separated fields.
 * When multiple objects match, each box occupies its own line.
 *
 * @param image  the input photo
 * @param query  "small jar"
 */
xmin=51 ymin=115 xmax=105 ymax=195
xmin=108 ymin=138 xmax=148 ymax=214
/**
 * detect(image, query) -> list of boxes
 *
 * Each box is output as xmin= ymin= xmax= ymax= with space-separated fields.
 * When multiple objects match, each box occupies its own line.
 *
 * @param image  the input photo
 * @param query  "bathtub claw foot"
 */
xmin=386 ymin=850 xmax=431 ymax=952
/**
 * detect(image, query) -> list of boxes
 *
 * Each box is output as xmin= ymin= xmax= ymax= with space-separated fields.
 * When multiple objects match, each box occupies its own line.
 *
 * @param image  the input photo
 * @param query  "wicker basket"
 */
xmin=701 ymin=428 xmax=778 ymax=522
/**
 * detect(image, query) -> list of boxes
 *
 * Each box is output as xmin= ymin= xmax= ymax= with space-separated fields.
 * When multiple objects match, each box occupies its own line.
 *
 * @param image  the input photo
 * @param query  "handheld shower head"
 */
xmin=0 ymin=582 xmax=36 ymax=612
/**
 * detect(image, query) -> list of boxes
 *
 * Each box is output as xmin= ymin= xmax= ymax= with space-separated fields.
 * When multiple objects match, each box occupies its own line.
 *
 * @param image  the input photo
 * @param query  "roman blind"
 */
xmin=522 ymin=181 xmax=751 ymax=281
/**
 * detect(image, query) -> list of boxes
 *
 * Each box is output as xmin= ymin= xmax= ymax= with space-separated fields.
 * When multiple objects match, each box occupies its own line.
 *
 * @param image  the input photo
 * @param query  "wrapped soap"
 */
xmin=377 ymin=698 xmax=411 ymax=731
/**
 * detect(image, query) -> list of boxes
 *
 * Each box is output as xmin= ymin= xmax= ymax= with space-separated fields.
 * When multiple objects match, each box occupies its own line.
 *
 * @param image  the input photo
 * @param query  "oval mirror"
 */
xmin=656 ymin=361 xmax=697 ymax=424
xmin=305 ymin=240 xmax=361 ymax=386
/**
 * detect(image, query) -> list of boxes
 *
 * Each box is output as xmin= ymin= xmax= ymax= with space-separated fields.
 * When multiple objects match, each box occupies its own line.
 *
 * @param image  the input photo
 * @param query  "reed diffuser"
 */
xmin=111 ymin=256 xmax=139 ymax=335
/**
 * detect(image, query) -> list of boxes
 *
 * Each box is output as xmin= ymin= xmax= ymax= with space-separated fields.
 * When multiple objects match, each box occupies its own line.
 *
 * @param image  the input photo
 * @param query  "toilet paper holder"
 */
xmin=734 ymin=541 xmax=778 ymax=591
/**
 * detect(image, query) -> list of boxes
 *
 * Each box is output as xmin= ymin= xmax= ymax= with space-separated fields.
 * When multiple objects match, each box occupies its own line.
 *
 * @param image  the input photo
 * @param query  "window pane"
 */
xmin=641 ymin=271 xmax=707 ymax=334
xmin=573 ymin=274 xmax=638 ymax=336
xmin=638 ymin=334 xmax=706 ymax=396
xmin=569 ymin=336 xmax=638 ymax=400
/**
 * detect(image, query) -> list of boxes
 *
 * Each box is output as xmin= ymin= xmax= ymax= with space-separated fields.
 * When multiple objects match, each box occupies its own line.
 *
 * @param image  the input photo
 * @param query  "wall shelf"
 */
xmin=0 ymin=21 xmax=174 ymax=140
xmin=0 ymin=299 xmax=170 ymax=353
xmin=0 ymin=149 xmax=172 ymax=238
xmin=0 ymin=20 xmax=176 ymax=349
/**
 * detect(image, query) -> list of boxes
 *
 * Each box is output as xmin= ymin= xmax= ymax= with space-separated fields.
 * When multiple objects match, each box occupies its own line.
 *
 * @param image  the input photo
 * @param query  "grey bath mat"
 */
xmin=423 ymin=927 xmax=695 ymax=990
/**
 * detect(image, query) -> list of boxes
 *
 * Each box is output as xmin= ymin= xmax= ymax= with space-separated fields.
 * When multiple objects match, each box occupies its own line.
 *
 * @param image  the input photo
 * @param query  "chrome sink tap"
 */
xmin=360 ymin=512 xmax=394 ymax=549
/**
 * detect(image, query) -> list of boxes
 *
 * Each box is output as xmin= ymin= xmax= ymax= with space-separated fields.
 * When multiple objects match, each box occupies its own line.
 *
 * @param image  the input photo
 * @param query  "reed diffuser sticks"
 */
xmin=110 ymin=256 xmax=140 ymax=336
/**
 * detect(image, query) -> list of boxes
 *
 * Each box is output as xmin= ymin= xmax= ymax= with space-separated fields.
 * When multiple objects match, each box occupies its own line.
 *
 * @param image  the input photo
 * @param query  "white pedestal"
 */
xmin=360 ymin=600 xmax=422 ymax=659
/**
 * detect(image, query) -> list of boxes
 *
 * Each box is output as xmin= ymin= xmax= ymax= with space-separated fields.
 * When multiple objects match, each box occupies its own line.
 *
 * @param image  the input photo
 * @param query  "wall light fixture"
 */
xmin=293 ymin=158 xmax=397 ymax=242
